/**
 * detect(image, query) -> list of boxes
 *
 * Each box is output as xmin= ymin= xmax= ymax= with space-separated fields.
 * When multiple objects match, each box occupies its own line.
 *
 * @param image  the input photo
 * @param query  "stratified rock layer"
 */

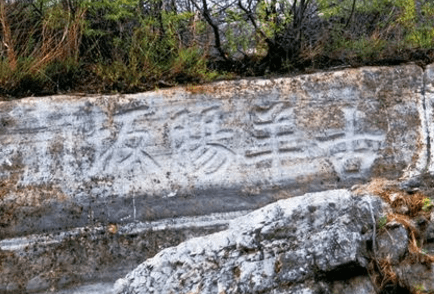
xmin=114 ymin=190 xmax=383 ymax=294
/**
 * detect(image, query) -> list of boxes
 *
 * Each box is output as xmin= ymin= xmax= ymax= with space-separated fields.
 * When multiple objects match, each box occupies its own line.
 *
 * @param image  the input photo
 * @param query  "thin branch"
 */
xmin=237 ymin=0 xmax=275 ymax=46
xmin=344 ymin=0 xmax=356 ymax=29
xmin=30 ymin=2 xmax=44 ymax=18
xmin=191 ymin=0 xmax=229 ymax=61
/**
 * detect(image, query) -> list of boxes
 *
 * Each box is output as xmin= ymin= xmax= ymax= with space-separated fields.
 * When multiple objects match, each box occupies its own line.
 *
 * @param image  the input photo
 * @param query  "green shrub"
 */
xmin=2 ymin=0 xmax=434 ymax=98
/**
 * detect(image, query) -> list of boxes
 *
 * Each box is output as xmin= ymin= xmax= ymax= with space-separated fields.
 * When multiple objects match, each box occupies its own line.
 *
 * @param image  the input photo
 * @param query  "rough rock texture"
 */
xmin=0 ymin=211 xmax=245 ymax=293
xmin=275 ymin=276 xmax=376 ymax=294
xmin=114 ymin=190 xmax=383 ymax=294
xmin=397 ymin=263 xmax=434 ymax=292
xmin=376 ymin=222 xmax=408 ymax=264
xmin=424 ymin=63 xmax=434 ymax=173
xmin=0 ymin=64 xmax=425 ymax=239
xmin=0 ymin=63 xmax=432 ymax=292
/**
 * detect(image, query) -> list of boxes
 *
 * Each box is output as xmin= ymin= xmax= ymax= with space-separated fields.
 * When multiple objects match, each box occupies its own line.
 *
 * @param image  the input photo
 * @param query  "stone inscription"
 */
xmin=245 ymin=103 xmax=298 ymax=168
xmin=0 ymin=64 xmax=424 ymax=199
xmin=92 ymin=112 xmax=161 ymax=176
xmin=1 ymin=100 xmax=387 ymax=191
xmin=244 ymin=103 xmax=385 ymax=179
xmin=169 ymin=106 xmax=236 ymax=175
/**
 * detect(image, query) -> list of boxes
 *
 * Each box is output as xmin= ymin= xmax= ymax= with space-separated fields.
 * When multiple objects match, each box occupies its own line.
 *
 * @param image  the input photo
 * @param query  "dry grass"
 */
xmin=353 ymin=178 xmax=397 ymax=197
xmin=355 ymin=177 xmax=431 ymax=218
xmin=0 ymin=0 xmax=17 ymax=71
xmin=368 ymin=257 xmax=400 ymax=293
xmin=0 ymin=2 xmax=87 ymax=96
xmin=379 ymin=258 xmax=399 ymax=287
xmin=27 ymin=8 xmax=85 ymax=75
xmin=387 ymin=213 xmax=418 ymax=237
xmin=356 ymin=177 xmax=434 ymax=293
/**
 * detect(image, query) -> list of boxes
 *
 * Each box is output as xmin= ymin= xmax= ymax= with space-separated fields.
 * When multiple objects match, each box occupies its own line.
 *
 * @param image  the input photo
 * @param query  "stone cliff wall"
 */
xmin=1 ymin=63 xmax=434 ymax=292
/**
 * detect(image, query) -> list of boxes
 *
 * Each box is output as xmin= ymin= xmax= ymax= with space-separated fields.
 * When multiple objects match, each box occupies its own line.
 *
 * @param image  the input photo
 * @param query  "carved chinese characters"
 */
xmin=0 ymin=93 xmax=408 ymax=197
xmin=244 ymin=102 xmax=386 ymax=182
xmin=0 ymin=64 xmax=425 ymax=226
xmin=169 ymin=106 xmax=236 ymax=176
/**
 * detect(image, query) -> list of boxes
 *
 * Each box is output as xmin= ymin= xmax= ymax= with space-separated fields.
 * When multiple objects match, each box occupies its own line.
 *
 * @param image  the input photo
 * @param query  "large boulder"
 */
xmin=114 ymin=189 xmax=384 ymax=294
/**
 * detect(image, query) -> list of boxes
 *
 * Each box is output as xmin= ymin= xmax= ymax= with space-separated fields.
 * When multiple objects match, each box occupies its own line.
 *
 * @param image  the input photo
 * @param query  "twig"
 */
xmin=344 ymin=0 xmax=356 ymax=29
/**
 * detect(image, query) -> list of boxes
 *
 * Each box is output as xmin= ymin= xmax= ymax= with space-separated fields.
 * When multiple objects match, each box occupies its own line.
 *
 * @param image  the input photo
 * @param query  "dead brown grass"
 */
xmin=356 ymin=178 xmax=431 ymax=218
xmin=368 ymin=257 xmax=400 ymax=293
xmin=387 ymin=214 xmax=418 ymax=238
xmin=27 ymin=8 xmax=85 ymax=75
xmin=0 ymin=0 xmax=16 ymax=71
xmin=379 ymin=257 xmax=399 ymax=287
xmin=353 ymin=178 xmax=396 ymax=197
xmin=357 ymin=177 xmax=434 ymax=293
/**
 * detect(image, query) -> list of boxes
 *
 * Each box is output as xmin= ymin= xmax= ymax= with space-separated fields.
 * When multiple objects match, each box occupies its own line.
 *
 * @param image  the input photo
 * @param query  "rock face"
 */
xmin=1 ymin=63 xmax=433 ymax=292
xmin=424 ymin=63 xmax=434 ymax=173
xmin=0 ymin=65 xmax=426 ymax=238
xmin=114 ymin=190 xmax=383 ymax=294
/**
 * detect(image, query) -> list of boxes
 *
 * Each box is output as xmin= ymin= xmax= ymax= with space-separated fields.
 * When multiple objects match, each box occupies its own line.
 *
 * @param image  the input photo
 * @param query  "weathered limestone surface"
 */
xmin=424 ymin=63 xmax=434 ymax=172
xmin=114 ymin=190 xmax=384 ymax=294
xmin=0 ymin=211 xmax=246 ymax=293
xmin=114 ymin=188 xmax=434 ymax=294
xmin=0 ymin=64 xmax=425 ymax=238
xmin=0 ymin=63 xmax=431 ymax=292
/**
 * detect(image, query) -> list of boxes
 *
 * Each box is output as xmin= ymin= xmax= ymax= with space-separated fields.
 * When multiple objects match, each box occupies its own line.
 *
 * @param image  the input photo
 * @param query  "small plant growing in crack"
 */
xmin=422 ymin=198 xmax=433 ymax=212
xmin=414 ymin=283 xmax=427 ymax=294
xmin=377 ymin=215 xmax=388 ymax=230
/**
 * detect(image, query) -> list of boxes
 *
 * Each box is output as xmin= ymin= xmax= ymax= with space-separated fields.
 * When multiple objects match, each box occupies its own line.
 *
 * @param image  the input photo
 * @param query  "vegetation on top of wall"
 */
xmin=1 ymin=0 xmax=434 ymax=99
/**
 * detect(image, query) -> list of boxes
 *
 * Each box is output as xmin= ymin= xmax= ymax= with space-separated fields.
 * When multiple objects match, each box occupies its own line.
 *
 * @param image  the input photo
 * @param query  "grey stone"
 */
xmin=57 ymin=276 xmax=74 ymax=288
xmin=400 ymin=176 xmax=422 ymax=193
xmin=2 ymin=63 xmax=434 ymax=293
xmin=6 ymin=283 xmax=18 ymax=292
xmin=54 ymin=282 xmax=116 ymax=294
xmin=396 ymin=263 xmax=434 ymax=292
xmin=281 ymin=278 xmax=376 ymax=294
xmin=278 ymin=281 xmax=331 ymax=294
xmin=26 ymin=275 xmax=50 ymax=293
xmin=376 ymin=223 xmax=408 ymax=264
xmin=114 ymin=190 xmax=382 ymax=294
xmin=332 ymin=276 xmax=376 ymax=294
xmin=424 ymin=64 xmax=434 ymax=174
xmin=426 ymin=222 xmax=434 ymax=242
xmin=0 ymin=64 xmax=426 ymax=241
